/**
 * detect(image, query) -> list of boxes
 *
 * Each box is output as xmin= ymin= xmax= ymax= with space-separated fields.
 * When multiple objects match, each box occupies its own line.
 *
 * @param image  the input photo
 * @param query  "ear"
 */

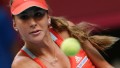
xmin=47 ymin=15 xmax=50 ymax=19
xmin=13 ymin=20 xmax=18 ymax=31
xmin=47 ymin=15 xmax=51 ymax=25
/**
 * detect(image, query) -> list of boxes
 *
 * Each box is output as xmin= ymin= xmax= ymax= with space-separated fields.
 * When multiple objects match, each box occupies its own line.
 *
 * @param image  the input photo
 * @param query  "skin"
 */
xmin=68 ymin=21 xmax=114 ymax=68
xmin=12 ymin=9 xmax=114 ymax=68
xmin=12 ymin=13 xmax=71 ymax=68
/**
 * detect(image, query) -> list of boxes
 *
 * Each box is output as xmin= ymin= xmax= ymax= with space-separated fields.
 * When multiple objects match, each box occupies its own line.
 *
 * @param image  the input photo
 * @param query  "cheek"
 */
xmin=17 ymin=24 xmax=28 ymax=33
xmin=16 ymin=24 xmax=30 ymax=39
xmin=18 ymin=27 xmax=29 ymax=38
xmin=38 ymin=19 xmax=49 ymax=29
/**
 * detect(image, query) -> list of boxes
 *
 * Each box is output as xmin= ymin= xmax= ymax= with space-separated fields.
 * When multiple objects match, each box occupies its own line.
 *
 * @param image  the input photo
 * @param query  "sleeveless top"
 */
xmin=21 ymin=28 xmax=95 ymax=68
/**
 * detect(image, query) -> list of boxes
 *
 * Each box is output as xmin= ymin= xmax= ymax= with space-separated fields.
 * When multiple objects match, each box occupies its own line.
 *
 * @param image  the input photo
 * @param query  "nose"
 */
xmin=29 ymin=19 xmax=37 ymax=28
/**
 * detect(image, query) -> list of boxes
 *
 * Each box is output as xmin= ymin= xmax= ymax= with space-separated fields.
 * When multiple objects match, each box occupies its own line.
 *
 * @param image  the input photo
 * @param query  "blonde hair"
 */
xmin=50 ymin=16 xmax=119 ymax=50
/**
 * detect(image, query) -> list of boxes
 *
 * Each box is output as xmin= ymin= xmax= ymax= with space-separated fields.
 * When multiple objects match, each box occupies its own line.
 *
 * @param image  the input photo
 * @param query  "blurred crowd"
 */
xmin=0 ymin=6 xmax=16 ymax=68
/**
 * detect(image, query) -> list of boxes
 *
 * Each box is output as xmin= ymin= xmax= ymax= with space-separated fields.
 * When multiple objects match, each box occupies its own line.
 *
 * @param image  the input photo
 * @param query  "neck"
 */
xmin=25 ymin=31 xmax=57 ymax=57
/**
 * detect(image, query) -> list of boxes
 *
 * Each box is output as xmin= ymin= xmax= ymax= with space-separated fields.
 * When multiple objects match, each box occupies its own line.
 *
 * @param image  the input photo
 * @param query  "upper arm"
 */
xmin=67 ymin=21 xmax=75 ymax=26
xmin=12 ymin=56 xmax=41 ymax=68
xmin=82 ymin=40 xmax=114 ymax=68
xmin=67 ymin=21 xmax=114 ymax=68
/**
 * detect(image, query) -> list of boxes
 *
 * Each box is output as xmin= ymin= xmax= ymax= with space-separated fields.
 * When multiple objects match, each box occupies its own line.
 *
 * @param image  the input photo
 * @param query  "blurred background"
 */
xmin=0 ymin=0 xmax=120 ymax=68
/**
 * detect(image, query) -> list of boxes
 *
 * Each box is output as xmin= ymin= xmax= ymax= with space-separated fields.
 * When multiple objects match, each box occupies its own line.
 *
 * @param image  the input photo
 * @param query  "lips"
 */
xmin=29 ymin=30 xmax=41 ymax=35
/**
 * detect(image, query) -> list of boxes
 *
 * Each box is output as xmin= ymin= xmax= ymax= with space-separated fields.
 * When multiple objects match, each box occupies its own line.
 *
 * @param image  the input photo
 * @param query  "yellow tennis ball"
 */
xmin=61 ymin=38 xmax=81 ymax=56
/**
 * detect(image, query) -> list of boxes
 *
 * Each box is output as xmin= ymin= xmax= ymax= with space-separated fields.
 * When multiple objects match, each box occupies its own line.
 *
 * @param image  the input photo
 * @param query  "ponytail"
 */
xmin=50 ymin=16 xmax=119 ymax=50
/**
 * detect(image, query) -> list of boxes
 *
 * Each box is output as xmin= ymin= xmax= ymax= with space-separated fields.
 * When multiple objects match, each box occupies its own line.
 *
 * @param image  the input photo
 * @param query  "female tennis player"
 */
xmin=10 ymin=0 xmax=118 ymax=68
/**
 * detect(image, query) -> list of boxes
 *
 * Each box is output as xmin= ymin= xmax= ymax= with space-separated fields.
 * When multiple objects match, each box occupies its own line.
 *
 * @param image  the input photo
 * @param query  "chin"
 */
xmin=33 ymin=37 xmax=43 ymax=43
xmin=26 ymin=36 xmax=43 ymax=44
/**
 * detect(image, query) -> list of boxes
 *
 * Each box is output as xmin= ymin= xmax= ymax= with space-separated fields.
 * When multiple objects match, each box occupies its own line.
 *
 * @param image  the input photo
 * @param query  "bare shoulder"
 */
xmin=58 ymin=21 xmax=75 ymax=39
xmin=67 ymin=21 xmax=75 ymax=26
xmin=12 ymin=56 xmax=41 ymax=68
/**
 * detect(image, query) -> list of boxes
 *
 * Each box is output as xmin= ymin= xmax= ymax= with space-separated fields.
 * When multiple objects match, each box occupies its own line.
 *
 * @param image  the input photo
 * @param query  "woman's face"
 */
xmin=13 ymin=7 xmax=49 ymax=44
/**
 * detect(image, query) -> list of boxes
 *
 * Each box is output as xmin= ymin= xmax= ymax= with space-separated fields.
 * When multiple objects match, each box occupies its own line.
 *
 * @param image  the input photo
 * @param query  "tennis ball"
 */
xmin=61 ymin=38 xmax=81 ymax=56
